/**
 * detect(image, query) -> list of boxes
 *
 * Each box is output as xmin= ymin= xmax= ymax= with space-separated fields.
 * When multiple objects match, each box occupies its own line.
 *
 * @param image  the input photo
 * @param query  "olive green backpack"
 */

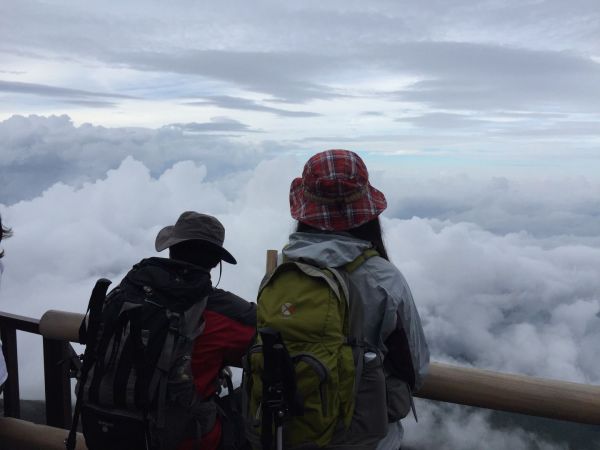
xmin=243 ymin=249 xmax=389 ymax=449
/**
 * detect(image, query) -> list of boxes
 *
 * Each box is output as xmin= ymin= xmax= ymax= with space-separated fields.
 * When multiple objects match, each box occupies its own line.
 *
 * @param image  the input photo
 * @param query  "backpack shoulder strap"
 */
xmin=260 ymin=260 xmax=345 ymax=303
xmin=334 ymin=250 xmax=381 ymax=405
xmin=343 ymin=248 xmax=379 ymax=274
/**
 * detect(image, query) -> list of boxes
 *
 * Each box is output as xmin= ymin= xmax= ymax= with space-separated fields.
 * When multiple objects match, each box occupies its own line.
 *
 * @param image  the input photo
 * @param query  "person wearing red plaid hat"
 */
xmin=284 ymin=149 xmax=430 ymax=449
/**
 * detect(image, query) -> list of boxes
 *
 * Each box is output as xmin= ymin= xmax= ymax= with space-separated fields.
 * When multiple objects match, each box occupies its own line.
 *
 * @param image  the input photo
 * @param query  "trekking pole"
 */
xmin=259 ymin=328 xmax=298 ymax=450
xmin=65 ymin=278 xmax=111 ymax=450
xmin=272 ymin=343 xmax=286 ymax=450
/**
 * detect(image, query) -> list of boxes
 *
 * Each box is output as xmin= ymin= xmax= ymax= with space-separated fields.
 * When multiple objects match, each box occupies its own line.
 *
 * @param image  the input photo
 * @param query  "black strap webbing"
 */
xmin=151 ymin=313 xmax=181 ymax=429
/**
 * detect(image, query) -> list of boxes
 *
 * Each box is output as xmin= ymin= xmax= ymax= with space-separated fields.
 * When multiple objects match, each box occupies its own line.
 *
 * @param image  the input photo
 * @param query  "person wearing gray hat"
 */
xmin=155 ymin=211 xmax=255 ymax=450
xmin=72 ymin=211 xmax=255 ymax=450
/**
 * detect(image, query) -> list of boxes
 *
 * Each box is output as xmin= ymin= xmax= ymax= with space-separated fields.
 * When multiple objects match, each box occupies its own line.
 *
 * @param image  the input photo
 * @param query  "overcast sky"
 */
xmin=1 ymin=0 xmax=600 ymax=180
xmin=1 ymin=2 xmax=600 ymax=449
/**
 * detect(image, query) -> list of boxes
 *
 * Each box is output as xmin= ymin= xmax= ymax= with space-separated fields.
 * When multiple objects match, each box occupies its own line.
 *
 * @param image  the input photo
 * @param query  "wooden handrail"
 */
xmin=39 ymin=310 xmax=83 ymax=342
xmin=0 ymin=311 xmax=40 ymax=334
xmin=0 ymin=312 xmax=40 ymax=419
xmin=0 ymin=417 xmax=87 ymax=450
xmin=417 ymin=362 xmax=600 ymax=425
xmin=0 ymin=310 xmax=74 ymax=428
xmin=36 ymin=307 xmax=600 ymax=426
xmin=39 ymin=310 xmax=83 ymax=343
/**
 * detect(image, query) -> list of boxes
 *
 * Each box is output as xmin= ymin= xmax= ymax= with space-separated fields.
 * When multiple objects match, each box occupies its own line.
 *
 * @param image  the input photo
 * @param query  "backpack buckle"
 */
xmin=168 ymin=313 xmax=181 ymax=332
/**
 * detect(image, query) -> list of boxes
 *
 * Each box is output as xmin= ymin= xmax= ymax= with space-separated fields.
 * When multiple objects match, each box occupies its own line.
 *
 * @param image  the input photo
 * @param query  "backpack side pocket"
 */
xmin=337 ymin=350 xmax=388 ymax=445
xmin=385 ymin=374 xmax=412 ymax=422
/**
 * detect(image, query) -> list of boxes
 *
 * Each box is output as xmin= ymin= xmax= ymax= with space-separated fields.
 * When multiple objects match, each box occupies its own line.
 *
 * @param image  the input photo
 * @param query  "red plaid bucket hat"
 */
xmin=290 ymin=149 xmax=387 ymax=231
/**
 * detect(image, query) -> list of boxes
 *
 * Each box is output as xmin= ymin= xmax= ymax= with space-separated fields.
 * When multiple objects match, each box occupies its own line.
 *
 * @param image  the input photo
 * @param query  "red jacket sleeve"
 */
xmin=191 ymin=289 xmax=256 ymax=398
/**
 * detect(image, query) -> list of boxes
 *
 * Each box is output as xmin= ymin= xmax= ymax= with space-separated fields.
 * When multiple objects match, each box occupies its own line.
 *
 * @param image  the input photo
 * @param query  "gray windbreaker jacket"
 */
xmin=283 ymin=231 xmax=430 ymax=449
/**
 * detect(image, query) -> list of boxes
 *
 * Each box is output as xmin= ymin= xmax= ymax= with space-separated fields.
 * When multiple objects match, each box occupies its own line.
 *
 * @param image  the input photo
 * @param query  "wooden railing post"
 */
xmin=43 ymin=338 xmax=72 ymax=429
xmin=0 ymin=312 xmax=39 ymax=420
xmin=1 ymin=326 xmax=20 ymax=418
xmin=266 ymin=249 xmax=278 ymax=275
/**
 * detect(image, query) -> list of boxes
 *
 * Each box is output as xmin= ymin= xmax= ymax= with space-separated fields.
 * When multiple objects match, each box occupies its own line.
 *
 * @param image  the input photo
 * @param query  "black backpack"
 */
xmin=66 ymin=257 xmax=214 ymax=450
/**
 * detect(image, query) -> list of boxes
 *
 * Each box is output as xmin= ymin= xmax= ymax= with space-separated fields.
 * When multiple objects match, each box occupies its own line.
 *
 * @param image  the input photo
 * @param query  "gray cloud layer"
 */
xmin=3 ymin=0 xmax=600 ymax=117
xmin=0 ymin=115 xmax=272 ymax=204
xmin=186 ymin=95 xmax=320 ymax=117
xmin=0 ymin=80 xmax=133 ymax=100
xmin=0 ymin=80 xmax=133 ymax=108
xmin=167 ymin=117 xmax=261 ymax=133
xmin=383 ymin=42 xmax=600 ymax=113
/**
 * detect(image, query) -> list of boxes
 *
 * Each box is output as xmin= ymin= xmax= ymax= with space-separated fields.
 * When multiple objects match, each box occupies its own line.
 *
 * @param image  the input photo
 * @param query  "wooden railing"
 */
xmin=5 ymin=305 xmax=600 ymax=449
xmin=0 ymin=310 xmax=79 ymax=428
xmin=34 ymin=308 xmax=600 ymax=426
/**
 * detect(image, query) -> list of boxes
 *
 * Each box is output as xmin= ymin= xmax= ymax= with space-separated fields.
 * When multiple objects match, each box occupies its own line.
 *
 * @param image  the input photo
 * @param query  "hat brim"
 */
xmin=289 ymin=177 xmax=387 ymax=231
xmin=155 ymin=226 xmax=237 ymax=264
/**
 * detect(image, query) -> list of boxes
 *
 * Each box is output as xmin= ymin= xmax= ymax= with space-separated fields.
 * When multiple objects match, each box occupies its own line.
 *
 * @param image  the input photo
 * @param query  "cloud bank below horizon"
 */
xmin=1 ymin=149 xmax=599 ymax=449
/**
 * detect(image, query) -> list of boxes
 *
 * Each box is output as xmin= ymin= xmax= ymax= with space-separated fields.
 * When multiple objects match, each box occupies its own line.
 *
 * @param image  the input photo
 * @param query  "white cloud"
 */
xmin=376 ymin=173 xmax=600 ymax=239
xmin=404 ymin=401 xmax=571 ymax=450
xmin=382 ymin=216 xmax=600 ymax=383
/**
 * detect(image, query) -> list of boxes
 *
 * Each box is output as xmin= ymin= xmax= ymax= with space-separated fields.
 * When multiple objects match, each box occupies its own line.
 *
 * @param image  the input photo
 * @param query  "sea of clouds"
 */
xmin=1 ymin=116 xmax=599 ymax=449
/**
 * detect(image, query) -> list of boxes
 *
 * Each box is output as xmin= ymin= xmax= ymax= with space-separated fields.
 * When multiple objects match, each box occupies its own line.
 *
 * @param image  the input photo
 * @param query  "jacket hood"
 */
xmin=283 ymin=232 xmax=373 ymax=268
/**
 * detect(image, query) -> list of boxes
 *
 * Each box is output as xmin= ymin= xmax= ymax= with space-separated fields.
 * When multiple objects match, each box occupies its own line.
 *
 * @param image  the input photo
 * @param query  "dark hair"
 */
xmin=296 ymin=218 xmax=389 ymax=261
xmin=168 ymin=239 xmax=222 ymax=269
xmin=0 ymin=215 xmax=12 ymax=259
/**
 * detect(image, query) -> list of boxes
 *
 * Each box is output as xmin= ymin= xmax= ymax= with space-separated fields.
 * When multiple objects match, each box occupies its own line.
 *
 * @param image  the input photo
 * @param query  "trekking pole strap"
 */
xmin=151 ymin=326 xmax=179 ymax=428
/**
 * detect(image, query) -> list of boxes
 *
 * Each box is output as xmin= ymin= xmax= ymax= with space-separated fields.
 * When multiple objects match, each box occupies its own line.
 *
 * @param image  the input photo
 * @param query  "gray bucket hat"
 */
xmin=155 ymin=211 xmax=237 ymax=264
